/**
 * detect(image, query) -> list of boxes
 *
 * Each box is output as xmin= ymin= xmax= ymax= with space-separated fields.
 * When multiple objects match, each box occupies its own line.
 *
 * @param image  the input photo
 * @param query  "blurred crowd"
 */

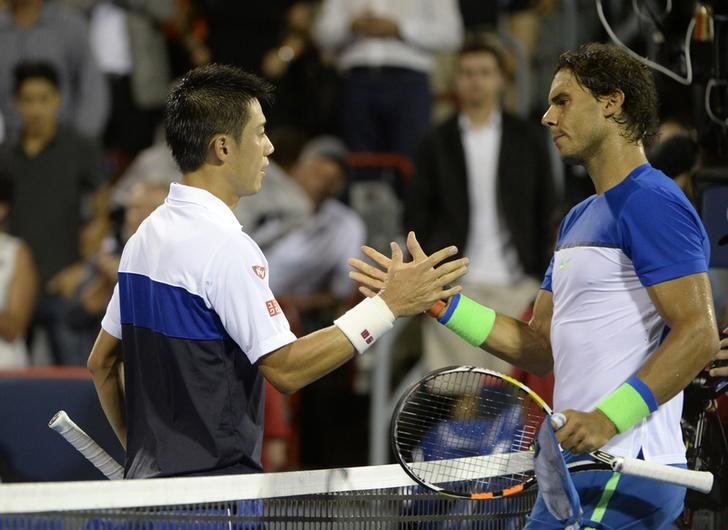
xmin=0 ymin=0 xmax=725 ymax=470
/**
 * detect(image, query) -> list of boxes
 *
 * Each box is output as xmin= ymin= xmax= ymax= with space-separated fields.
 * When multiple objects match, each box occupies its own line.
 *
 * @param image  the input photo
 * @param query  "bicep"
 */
xmin=646 ymin=272 xmax=716 ymax=329
xmin=528 ymin=289 xmax=553 ymax=344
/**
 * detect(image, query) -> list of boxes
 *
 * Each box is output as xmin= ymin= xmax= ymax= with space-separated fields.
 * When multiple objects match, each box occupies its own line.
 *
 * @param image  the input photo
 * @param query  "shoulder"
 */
xmin=213 ymin=227 xmax=267 ymax=267
xmin=322 ymin=199 xmax=366 ymax=233
xmin=616 ymin=166 xmax=697 ymax=222
xmin=424 ymin=114 xmax=459 ymax=142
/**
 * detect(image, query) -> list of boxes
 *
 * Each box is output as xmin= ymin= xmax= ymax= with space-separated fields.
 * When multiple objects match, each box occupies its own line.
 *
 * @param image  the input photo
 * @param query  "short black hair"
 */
xmin=457 ymin=34 xmax=507 ymax=73
xmin=13 ymin=61 xmax=60 ymax=95
xmin=555 ymin=43 xmax=659 ymax=144
xmin=165 ymin=64 xmax=275 ymax=173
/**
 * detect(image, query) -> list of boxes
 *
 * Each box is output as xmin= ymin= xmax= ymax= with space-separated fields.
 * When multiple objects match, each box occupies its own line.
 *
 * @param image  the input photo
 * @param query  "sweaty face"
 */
xmin=541 ymin=69 xmax=607 ymax=165
xmin=15 ymin=78 xmax=61 ymax=135
xmin=454 ymin=51 xmax=504 ymax=110
xmin=228 ymin=98 xmax=274 ymax=197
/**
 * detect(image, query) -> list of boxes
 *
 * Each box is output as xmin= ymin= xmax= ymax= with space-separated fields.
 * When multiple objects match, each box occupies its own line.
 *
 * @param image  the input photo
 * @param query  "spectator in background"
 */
xmin=260 ymin=2 xmax=340 ymax=135
xmin=198 ymin=1 xmax=305 ymax=75
xmin=0 ymin=176 xmax=38 ymax=368
xmin=0 ymin=61 xmax=105 ymax=364
xmin=241 ymin=136 xmax=366 ymax=329
xmin=647 ymin=117 xmax=700 ymax=198
xmin=313 ymin=0 xmax=463 ymax=162
xmin=49 ymin=181 xmax=168 ymax=365
xmin=108 ymin=126 xmax=182 ymax=209
xmin=0 ymin=0 xmax=109 ymax=140
xmin=406 ymin=36 xmax=556 ymax=374
xmin=84 ymin=0 xmax=174 ymax=165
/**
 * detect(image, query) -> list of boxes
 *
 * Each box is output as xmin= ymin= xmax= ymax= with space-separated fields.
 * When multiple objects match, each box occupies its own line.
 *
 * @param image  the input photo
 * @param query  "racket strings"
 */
xmin=394 ymin=370 xmax=547 ymax=496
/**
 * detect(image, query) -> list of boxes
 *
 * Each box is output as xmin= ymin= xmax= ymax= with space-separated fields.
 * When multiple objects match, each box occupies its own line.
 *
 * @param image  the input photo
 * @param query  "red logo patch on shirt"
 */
xmin=252 ymin=265 xmax=266 ymax=280
xmin=361 ymin=329 xmax=374 ymax=344
xmin=266 ymin=299 xmax=282 ymax=317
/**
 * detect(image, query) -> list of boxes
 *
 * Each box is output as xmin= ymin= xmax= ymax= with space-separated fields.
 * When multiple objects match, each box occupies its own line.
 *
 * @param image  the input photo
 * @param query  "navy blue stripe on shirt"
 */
xmin=118 ymin=272 xmax=226 ymax=340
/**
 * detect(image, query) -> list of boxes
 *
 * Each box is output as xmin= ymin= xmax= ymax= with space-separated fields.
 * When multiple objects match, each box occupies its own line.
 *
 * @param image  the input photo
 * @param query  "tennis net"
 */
xmin=0 ymin=460 xmax=538 ymax=528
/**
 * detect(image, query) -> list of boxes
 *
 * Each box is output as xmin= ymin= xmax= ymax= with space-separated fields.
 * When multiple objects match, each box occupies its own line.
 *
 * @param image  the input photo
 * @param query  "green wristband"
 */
xmin=437 ymin=294 xmax=496 ymax=347
xmin=595 ymin=376 xmax=657 ymax=433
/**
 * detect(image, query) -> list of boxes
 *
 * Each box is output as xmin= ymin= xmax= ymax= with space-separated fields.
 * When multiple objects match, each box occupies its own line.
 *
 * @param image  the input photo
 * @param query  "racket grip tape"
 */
xmin=614 ymin=457 xmax=714 ymax=494
xmin=49 ymin=410 xmax=124 ymax=480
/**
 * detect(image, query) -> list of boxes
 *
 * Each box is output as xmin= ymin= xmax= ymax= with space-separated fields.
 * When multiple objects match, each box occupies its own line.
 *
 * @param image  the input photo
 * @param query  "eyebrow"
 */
xmin=549 ymin=92 xmax=569 ymax=104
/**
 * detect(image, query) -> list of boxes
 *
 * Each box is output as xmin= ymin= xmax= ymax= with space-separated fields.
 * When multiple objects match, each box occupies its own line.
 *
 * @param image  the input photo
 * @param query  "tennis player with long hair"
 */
xmin=87 ymin=64 xmax=468 ymax=479
xmin=351 ymin=43 xmax=720 ymax=528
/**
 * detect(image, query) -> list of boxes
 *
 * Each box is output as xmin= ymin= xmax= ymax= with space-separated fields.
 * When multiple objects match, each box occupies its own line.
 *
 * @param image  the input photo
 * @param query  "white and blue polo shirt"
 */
xmin=542 ymin=163 xmax=709 ymax=464
xmin=102 ymin=183 xmax=296 ymax=478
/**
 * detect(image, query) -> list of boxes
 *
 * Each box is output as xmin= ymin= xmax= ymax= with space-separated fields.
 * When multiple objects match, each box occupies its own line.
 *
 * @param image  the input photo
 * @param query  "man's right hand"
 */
xmin=709 ymin=333 xmax=728 ymax=379
xmin=349 ymin=231 xmax=468 ymax=317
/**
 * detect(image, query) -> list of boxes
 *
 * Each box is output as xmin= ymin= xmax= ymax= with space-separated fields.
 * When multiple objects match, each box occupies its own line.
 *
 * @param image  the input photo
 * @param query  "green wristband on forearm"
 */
xmin=436 ymin=294 xmax=496 ymax=347
xmin=595 ymin=375 xmax=659 ymax=433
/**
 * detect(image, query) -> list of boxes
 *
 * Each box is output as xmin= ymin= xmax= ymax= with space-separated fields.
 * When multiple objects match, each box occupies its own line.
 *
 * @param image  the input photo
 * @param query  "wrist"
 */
xmin=334 ymin=295 xmax=395 ymax=354
xmin=432 ymin=294 xmax=496 ymax=348
xmin=595 ymin=375 xmax=658 ymax=433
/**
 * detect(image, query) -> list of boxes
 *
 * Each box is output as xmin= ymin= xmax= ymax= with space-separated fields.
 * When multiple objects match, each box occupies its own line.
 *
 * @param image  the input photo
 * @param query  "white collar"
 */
xmin=167 ymin=182 xmax=241 ymax=227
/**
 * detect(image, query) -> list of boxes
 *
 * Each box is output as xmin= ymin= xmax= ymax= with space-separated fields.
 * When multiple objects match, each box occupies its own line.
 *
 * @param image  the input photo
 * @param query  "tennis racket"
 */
xmin=48 ymin=410 xmax=124 ymax=480
xmin=391 ymin=366 xmax=714 ymax=499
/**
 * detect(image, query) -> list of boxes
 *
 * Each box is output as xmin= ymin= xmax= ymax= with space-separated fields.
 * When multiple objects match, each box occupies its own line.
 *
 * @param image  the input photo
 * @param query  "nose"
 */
xmin=264 ymin=133 xmax=274 ymax=156
xmin=541 ymin=106 xmax=556 ymax=128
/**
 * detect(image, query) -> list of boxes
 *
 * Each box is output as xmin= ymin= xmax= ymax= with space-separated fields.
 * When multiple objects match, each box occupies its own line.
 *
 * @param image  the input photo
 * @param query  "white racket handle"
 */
xmin=614 ymin=456 xmax=714 ymax=493
xmin=48 ymin=410 xmax=124 ymax=480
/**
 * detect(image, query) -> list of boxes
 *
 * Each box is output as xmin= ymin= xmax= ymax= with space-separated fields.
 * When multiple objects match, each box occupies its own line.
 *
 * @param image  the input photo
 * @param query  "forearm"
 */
xmin=260 ymin=326 xmax=355 ymax=394
xmin=482 ymin=315 xmax=553 ymax=376
xmin=434 ymin=292 xmax=553 ymax=375
xmin=637 ymin=318 xmax=719 ymax=404
xmin=89 ymin=359 xmax=127 ymax=449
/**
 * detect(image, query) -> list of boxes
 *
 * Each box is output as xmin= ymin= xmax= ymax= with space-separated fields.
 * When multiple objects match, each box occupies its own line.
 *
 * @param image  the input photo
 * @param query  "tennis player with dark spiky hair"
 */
xmin=87 ymin=64 xmax=468 ymax=479
xmin=351 ymin=43 xmax=720 ymax=528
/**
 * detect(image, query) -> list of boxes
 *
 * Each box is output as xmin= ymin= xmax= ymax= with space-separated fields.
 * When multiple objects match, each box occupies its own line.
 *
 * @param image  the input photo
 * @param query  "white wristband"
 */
xmin=334 ymin=295 xmax=395 ymax=354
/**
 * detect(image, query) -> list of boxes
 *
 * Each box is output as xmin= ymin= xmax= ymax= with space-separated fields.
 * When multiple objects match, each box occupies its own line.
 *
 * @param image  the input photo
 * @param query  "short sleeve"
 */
xmin=541 ymin=257 xmax=554 ymax=292
xmin=620 ymin=188 xmax=709 ymax=286
xmin=205 ymin=233 xmax=296 ymax=364
xmin=101 ymin=283 xmax=122 ymax=339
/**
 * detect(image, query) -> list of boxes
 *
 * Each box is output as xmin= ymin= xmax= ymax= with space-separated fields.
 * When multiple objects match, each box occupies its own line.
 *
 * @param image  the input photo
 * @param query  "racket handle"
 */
xmin=49 ymin=410 xmax=124 ymax=480
xmin=614 ymin=456 xmax=714 ymax=494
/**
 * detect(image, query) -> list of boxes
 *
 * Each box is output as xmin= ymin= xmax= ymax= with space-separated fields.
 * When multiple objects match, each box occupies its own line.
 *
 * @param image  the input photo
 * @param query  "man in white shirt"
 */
xmin=313 ymin=0 xmax=463 ymax=162
xmin=354 ymin=43 xmax=719 ymax=529
xmin=87 ymin=64 xmax=468 ymax=478
xmin=406 ymin=36 xmax=556 ymax=373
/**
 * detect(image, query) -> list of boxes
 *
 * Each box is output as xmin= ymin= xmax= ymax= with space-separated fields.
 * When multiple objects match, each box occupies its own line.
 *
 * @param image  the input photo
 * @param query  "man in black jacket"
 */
xmin=406 ymin=35 xmax=557 ymax=372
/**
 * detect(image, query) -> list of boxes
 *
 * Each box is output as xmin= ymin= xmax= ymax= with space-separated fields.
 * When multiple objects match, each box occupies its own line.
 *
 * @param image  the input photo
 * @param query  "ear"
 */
xmin=209 ymin=134 xmax=230 ymax=163
xmin=602 ymin=89 xmax=625 ymax=119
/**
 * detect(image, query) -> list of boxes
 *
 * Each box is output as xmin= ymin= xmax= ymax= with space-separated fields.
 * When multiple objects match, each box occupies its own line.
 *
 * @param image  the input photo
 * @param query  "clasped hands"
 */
xmin=348 ymin=231 xmax=468 ymax=318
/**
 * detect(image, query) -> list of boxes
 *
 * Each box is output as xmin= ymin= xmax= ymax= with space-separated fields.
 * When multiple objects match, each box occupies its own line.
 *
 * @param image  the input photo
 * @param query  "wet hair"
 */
xmin=13 ymin=61 xmax=60 ymax=95
xmin=457 ymin=34 xmax=507 ymax=73
xmin=164 ymin=64 xmax=274 ymax=173
xmin=555 ymin=42 xmax=659 ymax=144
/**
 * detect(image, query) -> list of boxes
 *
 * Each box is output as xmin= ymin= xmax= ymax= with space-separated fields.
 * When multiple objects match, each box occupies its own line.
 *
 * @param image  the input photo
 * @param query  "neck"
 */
xmin=586 ymin=135 xmax=648 ymax=194
xmin=462 ymin=102 xmax=498 ymax=127
xmin=22 ymin=122 xmax=57 ymax=156
xmin=181 ymin=169 xmax=238 ymax=209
